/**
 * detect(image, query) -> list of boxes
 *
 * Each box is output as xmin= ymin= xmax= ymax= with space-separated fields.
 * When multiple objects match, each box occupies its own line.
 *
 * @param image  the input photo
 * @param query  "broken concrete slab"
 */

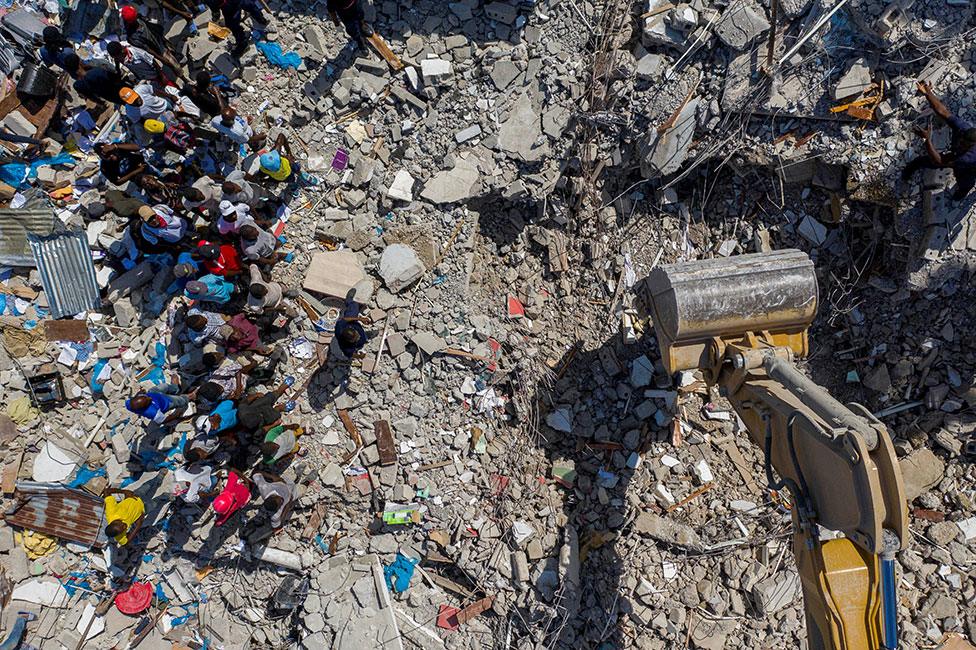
xmin=379 ymin=244 xmax=426 ymax=293
xmin=714 ymin=1 xmax=770 ymax=50
xmin=490 ymin=60 xmax=520 ymax=90
xmin=497 ymin=92 xmax=548 ymax=162
xmin=455 ymin=125 xmax=482 ymax=144
xmin=303 ymin=250 xmax=368 ymax=299
xmin=753 ymin=570 xmax=801 ymax=615
xmin=899 ymin=448 xmax=945 ymax=501
xmin=420 ymin=155 xmax=481 ymax=204
xmin=386 ymin=170 xmax=415 ymax=203
xmin=833 ymin=57 xmax=872 ymax=100
xmin=640 ymin=98 xmax=699 ymax=178
xmin=411 ymin=331 xmax=447 ymax=356
xmin=420 ymin=58 xmax=453 ymax=85
xmin=633 ymin=512 xmax=703 ymax=550
xmin=636 ymin=53 xmax=663 ymax=80
xmin=484 ymin=1 xmax=518 ymax=24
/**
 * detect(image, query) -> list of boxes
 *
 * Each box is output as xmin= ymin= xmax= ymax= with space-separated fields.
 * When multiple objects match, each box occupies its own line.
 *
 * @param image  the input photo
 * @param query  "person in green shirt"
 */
xmin=260 ymin=423 xmax=303 ymax=465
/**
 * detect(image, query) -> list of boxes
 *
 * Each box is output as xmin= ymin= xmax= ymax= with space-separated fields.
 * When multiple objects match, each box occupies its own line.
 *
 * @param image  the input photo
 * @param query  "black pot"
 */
xmin=17 ymin=62 xmax=58 ymax=98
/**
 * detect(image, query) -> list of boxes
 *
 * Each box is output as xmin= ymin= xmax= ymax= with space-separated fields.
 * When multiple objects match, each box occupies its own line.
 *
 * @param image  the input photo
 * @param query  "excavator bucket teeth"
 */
xmin=644 ymin=249 xmax=819 ymax=374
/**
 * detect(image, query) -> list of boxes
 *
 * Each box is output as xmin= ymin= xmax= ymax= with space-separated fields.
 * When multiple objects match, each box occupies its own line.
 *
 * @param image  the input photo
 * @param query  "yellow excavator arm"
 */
xmin=644 ymin=250 xmax=908 ymax=650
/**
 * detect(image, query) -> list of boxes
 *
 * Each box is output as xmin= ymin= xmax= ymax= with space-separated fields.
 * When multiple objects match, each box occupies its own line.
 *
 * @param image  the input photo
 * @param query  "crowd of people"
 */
xmin=35 ymin=0 xmax=375 ymax=581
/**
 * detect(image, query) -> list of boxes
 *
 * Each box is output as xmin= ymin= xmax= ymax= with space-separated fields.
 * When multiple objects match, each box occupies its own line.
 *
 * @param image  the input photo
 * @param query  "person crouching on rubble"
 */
xmin=903 ymin=81 xmax=976 ymax=201
xmin=103 ymin=487 xmax=145 ymax=546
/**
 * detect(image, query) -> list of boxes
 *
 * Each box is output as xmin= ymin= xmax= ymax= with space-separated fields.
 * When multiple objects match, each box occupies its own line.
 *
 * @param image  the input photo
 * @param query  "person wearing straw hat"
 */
xmin=138 ymin=204 xmax=186 ymax=246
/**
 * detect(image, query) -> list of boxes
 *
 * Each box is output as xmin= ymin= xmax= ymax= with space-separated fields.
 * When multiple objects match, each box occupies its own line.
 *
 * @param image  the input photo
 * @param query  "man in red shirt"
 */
xmin=196 ymin=242 xmax=243 ymax=278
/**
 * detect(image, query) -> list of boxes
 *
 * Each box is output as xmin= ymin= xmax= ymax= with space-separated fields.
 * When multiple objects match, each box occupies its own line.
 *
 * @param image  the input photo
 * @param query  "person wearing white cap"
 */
xmin=216 ymin=199 xmax=251 ymax=235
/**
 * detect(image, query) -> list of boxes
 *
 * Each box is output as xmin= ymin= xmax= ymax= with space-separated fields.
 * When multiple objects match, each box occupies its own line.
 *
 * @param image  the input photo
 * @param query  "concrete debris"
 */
xmin=634 ymin=512 xmax=703 ymax=550
xmin=899 ymin=448 xmax=946 ymax=501
xmin=386 ymin=170 xmax=416 ymax=202
xmin=497 ymin=92 xmax=549 ymax=162
xmin=714 ymin=1 xmax=770 ymax=50
xmin=420 ymin=155 xmax=481 ymax=204
xmin=0 ymin=0 xmax=973 ymax=648
xmin=379 ymin=244 xmax=426 ymax=293
xmin=640 ymin=98 xmax=700 ymax=178
xmin=833 ymin=58 xmax=873 ymax=100
xmin=753 ymin=570 xmax=801 ymax=615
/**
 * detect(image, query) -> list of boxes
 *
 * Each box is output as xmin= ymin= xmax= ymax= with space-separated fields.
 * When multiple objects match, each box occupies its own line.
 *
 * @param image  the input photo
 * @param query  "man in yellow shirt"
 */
xmin=103 ymin=487 xmax=146 ymax=546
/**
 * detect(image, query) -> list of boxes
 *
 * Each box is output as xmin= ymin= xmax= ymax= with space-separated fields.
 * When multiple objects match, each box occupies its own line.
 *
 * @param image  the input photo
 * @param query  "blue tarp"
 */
xmin=0 ymin=152 xmax=76 ymax=188
xmin=255 ymin=41 xmax=302 ymax=70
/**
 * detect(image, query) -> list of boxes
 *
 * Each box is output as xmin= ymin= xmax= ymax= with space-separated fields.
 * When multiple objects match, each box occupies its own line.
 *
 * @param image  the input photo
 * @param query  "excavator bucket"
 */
xmin=644 ymin=249 xmax=819 ymax=375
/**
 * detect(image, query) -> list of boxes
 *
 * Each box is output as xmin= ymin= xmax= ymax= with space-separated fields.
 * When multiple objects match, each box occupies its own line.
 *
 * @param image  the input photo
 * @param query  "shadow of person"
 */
xmin=306 ymin=351 xmax=355 ymax=411
xmin=507 ymin=326 xmax=665 ymax=649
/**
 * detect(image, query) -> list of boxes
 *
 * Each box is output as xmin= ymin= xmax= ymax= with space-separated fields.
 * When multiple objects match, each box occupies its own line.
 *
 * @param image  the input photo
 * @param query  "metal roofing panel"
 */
xmin=28 ymin=230 xmax=100 ymax=319
xmin=0 ymin=206 xmax=57 ymax=266
xmin=3 ymin=481 xmax=108 ymax=549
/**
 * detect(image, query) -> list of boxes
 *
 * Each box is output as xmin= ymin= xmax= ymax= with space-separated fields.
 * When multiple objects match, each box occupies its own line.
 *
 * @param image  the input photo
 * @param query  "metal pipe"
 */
xmin=881 ymin=530 xmax=900 ymax=649
xmin=777 ymin=0 xmax=852 ymax=68
xmin=880 ymin=557 xmax=898 ymax=649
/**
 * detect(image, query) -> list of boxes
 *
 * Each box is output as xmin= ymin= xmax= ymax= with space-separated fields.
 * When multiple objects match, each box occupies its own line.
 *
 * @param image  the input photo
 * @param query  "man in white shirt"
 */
xmin=210 ymin=107 xmax=256 ymax=147
xmin=120 ymin=84 xmax=173 ymax=124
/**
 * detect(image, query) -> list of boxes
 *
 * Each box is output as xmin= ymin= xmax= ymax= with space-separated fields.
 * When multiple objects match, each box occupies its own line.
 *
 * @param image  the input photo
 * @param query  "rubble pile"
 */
xmin=0 ymin=0 xmax=973 ymax=648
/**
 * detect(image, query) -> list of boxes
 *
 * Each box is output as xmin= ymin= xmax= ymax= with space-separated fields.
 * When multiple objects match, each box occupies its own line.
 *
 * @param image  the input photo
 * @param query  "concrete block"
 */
xmin=420 ymin=58 xmax=452 ymax=85
xmin=485 ymin=1 xmax=519 ymax=24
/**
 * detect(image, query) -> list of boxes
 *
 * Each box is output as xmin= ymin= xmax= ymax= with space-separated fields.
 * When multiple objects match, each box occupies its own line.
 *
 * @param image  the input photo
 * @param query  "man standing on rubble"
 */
xmin=903 ymin=81 xmax=976 ymax=201
xmin=327 ymin=0 xmax=372 ymax=52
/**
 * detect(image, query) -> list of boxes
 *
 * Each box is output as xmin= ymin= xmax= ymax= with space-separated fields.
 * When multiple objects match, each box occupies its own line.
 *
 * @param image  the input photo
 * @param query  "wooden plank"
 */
xmin=337 ymin=409 xmax=363 ymax=447
xmin=374 ymin=420 xmax=397 ymax=466
xmin=301 ymin=503 xmax=327 ymax=540
xmin=720 ymin=441 xmax=760 ymax=492
xmin=43 ymin=319 xmax=91 ymax=342
xmin=422 ymin=570 xmax=474 ymax=599
xmin=455 ymin=596 xmax=494 ymax=625
xmin=439 ymin=348 xmax=490 ymax=362
xmin=416 ymin=459 xmax=452 ymax=472
xmin=367 ymin=33 xmax=404 ymax=72
xmin=2 ymin=450 xmax=23 ymax=495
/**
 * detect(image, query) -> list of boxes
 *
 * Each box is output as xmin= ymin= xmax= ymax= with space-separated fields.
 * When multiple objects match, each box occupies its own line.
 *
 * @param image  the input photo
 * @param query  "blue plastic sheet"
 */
xmin=67 ymin=465 xmax=107 ymax=488
xmin=0 ymin=152 xmax=76 ymax=188
xmin=383 ymin=553 xmax=419 ymax=593
xmin=255 ymin=41 xmax=302 ymax=70
xmin=141 ymin=342 xmax=168 ymax=385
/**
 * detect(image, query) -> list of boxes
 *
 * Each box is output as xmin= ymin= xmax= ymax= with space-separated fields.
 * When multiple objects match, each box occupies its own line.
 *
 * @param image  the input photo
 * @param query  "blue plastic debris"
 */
xmin=255 ymin=41 xmax=302 ymax=70
xmin=383 ymin=553 xmax=419 ymax=593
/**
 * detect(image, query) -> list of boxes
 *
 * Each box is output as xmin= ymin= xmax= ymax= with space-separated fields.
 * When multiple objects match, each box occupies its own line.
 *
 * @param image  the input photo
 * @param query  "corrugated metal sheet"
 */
xmin=28 ymin=230 xmax=100 ymax=319
xmin=3 ymin=481 xmax=108 ymax=549
xmin=0 ymin=206 xmax=57 ymax=266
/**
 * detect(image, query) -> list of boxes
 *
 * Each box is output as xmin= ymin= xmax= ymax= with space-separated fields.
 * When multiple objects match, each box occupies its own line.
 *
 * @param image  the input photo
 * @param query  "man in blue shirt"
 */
xmin=208 ymin=399 xmax=238 ymax=433
xmin=185 ymin=274 xmax=235 ymax=305
xmin=40 ymin=27 xmax=74 ymax=69
xmin=903 ymin=81 xmax=976 ymax=201
xmin=126 ymin=385 xmax=189 ymax=424
xmin=68 ymin=55 xmax=126 ymax=105
xmin=334 ymin=297 xmax=370 ymax=358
